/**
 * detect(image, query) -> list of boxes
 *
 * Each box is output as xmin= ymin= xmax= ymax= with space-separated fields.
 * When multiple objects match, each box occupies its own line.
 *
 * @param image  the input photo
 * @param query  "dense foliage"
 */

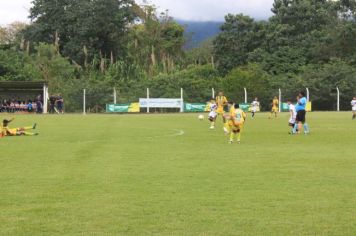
xmin=0 ymin=0 xmax=355 ymax=111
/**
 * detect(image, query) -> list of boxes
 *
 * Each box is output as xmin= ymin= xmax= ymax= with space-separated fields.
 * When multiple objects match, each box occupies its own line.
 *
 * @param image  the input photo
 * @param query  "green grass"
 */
xmin=0 ymin=112 xmax=355 ymax=235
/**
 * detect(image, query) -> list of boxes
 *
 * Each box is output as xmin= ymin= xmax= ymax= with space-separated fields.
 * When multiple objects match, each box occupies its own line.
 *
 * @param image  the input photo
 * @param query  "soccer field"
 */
xmin=1 ymin=112 xmax=355 ymax=235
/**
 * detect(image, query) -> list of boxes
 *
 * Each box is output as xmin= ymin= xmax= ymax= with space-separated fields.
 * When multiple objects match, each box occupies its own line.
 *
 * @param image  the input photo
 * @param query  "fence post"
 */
xmin=212 ymin=88 xmax=215 ymax=99
xmin=244 ymin=88 xmax=247 ymax=103
xmin=306 ymin=88 xmax=310 ymax=102
xmin=83 ymin=89 xmax=86 ymax=115
xmin=279 ymin=88 xmax=282 ymax=113
xmin=43 ymin=83 xmax=48 ymax=114
xmin=113 ymin=87 xmax=117 ymax=104
xmin=147 ymin=88 xmax=150 ymax=113
xmin=337 ymin=87 xmax=340 ymax=112
xmin=181 ymin=88 xmax=184 ymax=113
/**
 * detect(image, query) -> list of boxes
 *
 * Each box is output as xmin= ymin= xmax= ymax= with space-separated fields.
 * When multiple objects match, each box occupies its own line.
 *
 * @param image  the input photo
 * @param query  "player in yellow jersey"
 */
xmin=228 ymin=104 xmax=247 ymax=144
xmin=2 ymin=118 xmax=38 ymax=137
xmin=269 ymin=96 xmax=279 ymax=119
xmin=216 ymin=91 xmax=229 ymax=133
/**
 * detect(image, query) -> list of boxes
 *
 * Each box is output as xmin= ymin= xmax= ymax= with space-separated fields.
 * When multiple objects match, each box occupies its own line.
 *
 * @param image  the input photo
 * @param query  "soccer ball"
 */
xmin=198 ymin=115 xmax=204 ymax=120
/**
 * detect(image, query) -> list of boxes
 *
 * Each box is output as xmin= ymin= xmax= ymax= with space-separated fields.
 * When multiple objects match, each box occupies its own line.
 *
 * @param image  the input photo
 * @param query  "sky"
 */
xmin=0 ymin=0 xmax=275 ymax=26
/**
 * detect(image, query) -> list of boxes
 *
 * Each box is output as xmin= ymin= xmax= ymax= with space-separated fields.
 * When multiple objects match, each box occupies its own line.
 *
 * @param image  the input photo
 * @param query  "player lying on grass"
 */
xmin=228 ymin=104 xmax=247 ymax=144
xmin=1 ymin=118 xmax=38 ymax=137
xmin=208 ymin=99 xmax=218 ymax=129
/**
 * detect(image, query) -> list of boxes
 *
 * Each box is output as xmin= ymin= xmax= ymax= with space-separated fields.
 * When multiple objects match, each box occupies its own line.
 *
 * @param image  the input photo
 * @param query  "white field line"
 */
xmin=147 ymin=129 xmax=185 ymax=139
xmin=67 ymin=129 xmax=185 ymax=144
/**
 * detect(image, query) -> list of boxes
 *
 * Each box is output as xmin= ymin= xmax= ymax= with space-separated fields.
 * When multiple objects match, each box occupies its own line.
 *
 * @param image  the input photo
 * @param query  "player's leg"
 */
xmin=23 ymin=132 xmax=39 ymax=136
xmin=300 ymin=111 xmax=309 ymax=134
xmin=353 ymin=110 xmax=356 ymax=120
xmin=229 ymin=131 xmax=235 ymax=144
xmin=236 ymin=126 xmax=242 ymax=143
xmin=17 ymin=123 xmax=36 ymax=132
xmin=209 ymin=116 xmax=215 ymax=129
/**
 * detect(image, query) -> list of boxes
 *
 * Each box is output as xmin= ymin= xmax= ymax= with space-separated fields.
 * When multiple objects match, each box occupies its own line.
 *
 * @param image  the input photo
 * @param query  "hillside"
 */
xmin=176 ymin=20 xmax=222 ymax=49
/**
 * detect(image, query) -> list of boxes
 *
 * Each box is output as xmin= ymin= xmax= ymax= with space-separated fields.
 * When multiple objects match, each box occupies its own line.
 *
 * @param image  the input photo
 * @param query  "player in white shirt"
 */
xmin=208 ymin=100 xmax=218 ymax=129
xmin=351 ymin=97 xmax=356 ymax=120
xmin=287 ymin=99 xmax=297 ymax=134
xmin=251 ymin=97 xmax=260 ymax=119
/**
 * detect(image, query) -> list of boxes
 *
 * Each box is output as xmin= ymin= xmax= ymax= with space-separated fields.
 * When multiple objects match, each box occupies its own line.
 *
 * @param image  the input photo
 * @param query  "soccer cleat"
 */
xmin=34 ymin=133 xmax=39 ymax=136
xmin=210 ymin=126 xmax=215 ymax=129
xmin=33 ymin=123 xmax=37 ymax=129
xmin=229 ymin=140 xmax=233 ymax=144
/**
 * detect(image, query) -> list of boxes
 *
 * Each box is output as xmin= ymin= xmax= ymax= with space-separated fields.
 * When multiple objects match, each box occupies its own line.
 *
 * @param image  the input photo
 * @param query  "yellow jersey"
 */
xmin=229 ymin=108 xmax=246 ymax=129
xmin=272 ymin=99 xmax=279 ymax=108
xmin=216 ymin=96 xmax=228 ymax=108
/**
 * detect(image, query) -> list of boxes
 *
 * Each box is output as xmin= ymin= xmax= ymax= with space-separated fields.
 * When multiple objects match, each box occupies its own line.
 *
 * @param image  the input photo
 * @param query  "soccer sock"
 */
xmin=293 ymin=123 xmax=298 ymax=134
xmin=230 ymin=132 xmax=235 ymax=141
xmin=252 ymin=112 xmax=255 ymax=118
xmin=237 ymin=132 xmax=241 ymax=142
xmin=24 ymin=132 xmax=38 ymax=136
xmin=303 ymin=123 xmax=309 ymax=133
xmin=353 ymin=114 xmax=356 ymax=119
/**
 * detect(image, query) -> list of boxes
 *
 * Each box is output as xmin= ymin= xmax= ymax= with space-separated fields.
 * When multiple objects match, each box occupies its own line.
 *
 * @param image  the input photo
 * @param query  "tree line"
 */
xmin=0 ymin=0 xmax=355 ymax=112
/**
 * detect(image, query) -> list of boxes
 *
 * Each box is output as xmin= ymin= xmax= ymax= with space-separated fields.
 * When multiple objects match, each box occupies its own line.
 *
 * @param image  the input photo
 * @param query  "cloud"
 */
xmin=0 ymin=0 xmax=275 ymax=26
xmin=138 ymin=0 xmax=275 ymax=21
xmin=0 ymin=0 xmax=32 ymax=26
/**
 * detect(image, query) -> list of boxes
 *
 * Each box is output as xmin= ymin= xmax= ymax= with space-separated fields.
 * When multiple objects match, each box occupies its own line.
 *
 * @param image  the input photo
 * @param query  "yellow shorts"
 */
xmin=229 ymin=122 xmax=244 ymax=132
xmin=272 ymin=107 xmax=278 ymax=112
xmin=217 ymin=107 xmax=224 ymax=115
xmin=6 ymin=128 xmax=17 ymax=136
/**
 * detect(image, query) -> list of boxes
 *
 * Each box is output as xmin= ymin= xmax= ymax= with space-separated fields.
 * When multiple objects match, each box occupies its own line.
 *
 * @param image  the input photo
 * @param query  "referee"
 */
xmin=293 ymin=91 xmax=310 ymax=135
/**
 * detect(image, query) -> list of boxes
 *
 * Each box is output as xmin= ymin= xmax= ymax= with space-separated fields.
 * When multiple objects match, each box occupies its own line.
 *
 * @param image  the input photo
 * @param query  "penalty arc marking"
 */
xmin=148 ymin=129 xmax=185 ymax=139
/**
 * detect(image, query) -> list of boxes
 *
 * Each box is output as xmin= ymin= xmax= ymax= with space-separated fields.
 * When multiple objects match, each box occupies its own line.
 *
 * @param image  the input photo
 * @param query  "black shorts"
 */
xmin=296 ymin=110 xmax=306 ymax=123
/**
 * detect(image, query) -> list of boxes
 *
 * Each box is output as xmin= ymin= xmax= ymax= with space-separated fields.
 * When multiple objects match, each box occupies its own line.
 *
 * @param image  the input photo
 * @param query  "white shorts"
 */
xmin=209 ymin=111 xmax=217 ymax=118
xmin=289 ymin=118 xmax=296 ymax=124
xmin=352 ymin=107 xmax=356 ymax=111
xmin=252 ymin=108 xmax=257 ymax=112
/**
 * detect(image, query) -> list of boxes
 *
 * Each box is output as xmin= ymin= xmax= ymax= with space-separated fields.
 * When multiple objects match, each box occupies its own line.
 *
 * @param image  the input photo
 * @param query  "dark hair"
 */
xmin=234 ymin=104 xmax=240 ymax=109
xmin=300 ymin=91 xmax=306 ymax=97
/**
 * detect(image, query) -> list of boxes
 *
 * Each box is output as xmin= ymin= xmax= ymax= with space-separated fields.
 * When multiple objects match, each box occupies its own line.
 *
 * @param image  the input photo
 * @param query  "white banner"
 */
xmin=139 ymin=98 xmax=182 ymax=108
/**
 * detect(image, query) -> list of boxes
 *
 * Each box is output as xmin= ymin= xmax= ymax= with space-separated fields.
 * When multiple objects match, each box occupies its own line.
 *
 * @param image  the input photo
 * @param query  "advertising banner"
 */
xmin=139 ymin=98 xmax=182 ymax=108
xmin=184 ymin=103 xmax=207 ymax=112
xmin=106 ymin=103 xmax=140 ymax=113
xmin=239 ymin=103 xmax=250 ymax=112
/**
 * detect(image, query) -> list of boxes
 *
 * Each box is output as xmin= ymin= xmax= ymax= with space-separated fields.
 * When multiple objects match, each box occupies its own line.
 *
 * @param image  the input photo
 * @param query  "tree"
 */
xmin=24 ymin=0 xmax=136 ymax=65
xmin=213 ymin=14 xmax=265 ymax=75
xmin=127 ymin=7 xmax=185 ymax=76
xmin=0 ymin=22 xmax=28 ymax=46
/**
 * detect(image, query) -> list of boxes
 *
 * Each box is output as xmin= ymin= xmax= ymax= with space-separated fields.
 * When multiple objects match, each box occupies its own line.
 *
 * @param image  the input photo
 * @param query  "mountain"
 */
xmin=176 ymin=20 xmax=223 ymax=49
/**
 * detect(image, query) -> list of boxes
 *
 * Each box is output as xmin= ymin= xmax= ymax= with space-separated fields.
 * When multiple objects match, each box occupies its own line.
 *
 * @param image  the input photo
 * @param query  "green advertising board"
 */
xmin=281 ymin=103 xmax=290 ymax=112
xmin=106 ymin=104 xmax=130 ymax=113
xmin=239 ymin=103 xmax=250 ymax=112
xmin=184 ymin=103 xmax=207 ymax=112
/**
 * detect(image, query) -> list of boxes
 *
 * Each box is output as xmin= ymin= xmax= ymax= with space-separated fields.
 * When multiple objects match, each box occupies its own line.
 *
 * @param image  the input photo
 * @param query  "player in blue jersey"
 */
xmin=292 ymin=91 xmax=310 ymax=135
